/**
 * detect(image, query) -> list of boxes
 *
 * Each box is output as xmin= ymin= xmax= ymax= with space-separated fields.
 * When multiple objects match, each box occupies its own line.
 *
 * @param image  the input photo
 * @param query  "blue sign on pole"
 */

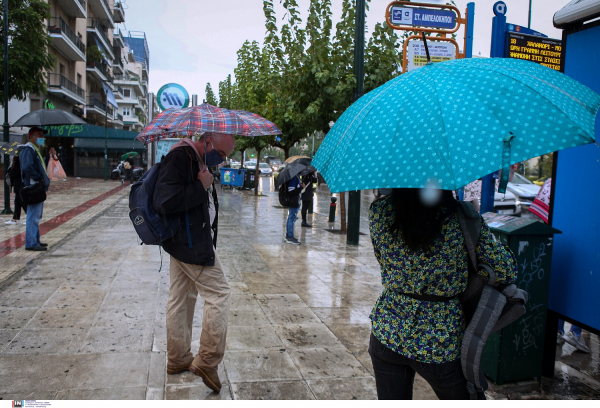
xmin=506 ymin=24 xmax=548 ymax=38
xmin=390 ymin=6 xmax=457 ymax=30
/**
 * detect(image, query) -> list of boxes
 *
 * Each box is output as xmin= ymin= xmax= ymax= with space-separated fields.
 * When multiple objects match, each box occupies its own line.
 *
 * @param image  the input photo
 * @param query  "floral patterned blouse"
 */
xmin=369 ymin=196 xmax=517 ymax=364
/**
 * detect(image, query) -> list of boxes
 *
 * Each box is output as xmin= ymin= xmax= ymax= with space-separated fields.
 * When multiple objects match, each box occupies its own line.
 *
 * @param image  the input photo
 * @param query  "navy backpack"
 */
xmin=129 ymin=162 xmax=180 ymax=245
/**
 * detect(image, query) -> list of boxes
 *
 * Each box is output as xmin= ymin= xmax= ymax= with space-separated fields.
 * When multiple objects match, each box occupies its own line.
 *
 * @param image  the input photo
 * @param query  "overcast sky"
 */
xmin=119 ymin=0 xmax=572 ymax=103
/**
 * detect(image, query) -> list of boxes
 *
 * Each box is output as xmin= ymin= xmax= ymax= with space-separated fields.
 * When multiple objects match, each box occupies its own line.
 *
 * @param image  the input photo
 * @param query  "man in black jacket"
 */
xmin=153 ymin=133 xmax=235 ymax=393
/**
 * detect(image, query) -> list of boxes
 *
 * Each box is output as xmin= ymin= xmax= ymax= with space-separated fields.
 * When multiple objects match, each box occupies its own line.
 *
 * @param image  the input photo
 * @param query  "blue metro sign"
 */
xmin=390 ymin=6 xmax=457 ymax=30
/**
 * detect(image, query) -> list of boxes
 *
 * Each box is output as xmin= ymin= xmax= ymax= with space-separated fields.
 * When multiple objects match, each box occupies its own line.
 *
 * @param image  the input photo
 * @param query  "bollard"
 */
xmin=328 ymin=197 xmax=337 ymax=222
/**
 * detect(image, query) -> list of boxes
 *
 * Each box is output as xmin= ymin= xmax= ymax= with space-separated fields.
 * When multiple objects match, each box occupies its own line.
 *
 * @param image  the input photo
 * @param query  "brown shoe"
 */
xmin=167 ymin=362 xmax=192 ymax=375
xmin=189 ymin=363 xmax=221 ymax=393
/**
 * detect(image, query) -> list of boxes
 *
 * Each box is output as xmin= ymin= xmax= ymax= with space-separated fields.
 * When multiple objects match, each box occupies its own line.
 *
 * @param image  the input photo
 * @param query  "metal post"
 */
xmin=481 ymin=4 xmax=508 ymax=214
xmin=528 ymin=0 xmax=532 ymax=29
xmin=104 ymin=106 xmax=108 ymax=181
xmin=2 ymin=0 xmax=13 ymax=214
xmin=465 ymin=3 xmax=476 ymax=59
xmin=347 ymin=0 xmax=365 ymax=245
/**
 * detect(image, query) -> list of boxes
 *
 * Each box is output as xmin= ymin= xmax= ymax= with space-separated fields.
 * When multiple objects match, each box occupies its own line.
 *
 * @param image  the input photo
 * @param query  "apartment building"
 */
xmin=2 ymin=0 xmax=150 ymax=178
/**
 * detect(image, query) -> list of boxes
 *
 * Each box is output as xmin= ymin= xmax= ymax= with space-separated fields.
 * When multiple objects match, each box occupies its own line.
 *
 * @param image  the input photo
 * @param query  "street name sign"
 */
xmin=506 ymin=24 xmax=548 ymax=38
xmin=157 ymin=83 xmax=190 ymax=111
xmin=506 ymin=33 xmax=563 ymax=71
xmin=406 ymin=40 xmax=456 ymax=71
xmin=390 ymin=6 xmax=457 ymax=30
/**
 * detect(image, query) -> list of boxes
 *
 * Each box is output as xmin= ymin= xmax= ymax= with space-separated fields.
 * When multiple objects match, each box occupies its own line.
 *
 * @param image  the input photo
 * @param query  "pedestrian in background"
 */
xmin=4 ymin=156 xmax=27 ymax=225
xmin=301 ymin=170 xmax=318 ymax=228
xmin=368 ymin=188 xmax=517 ymax=400
xmin=153 ymin=133 xmax=235 ymax=394
xmin=284 ymin=175 xmax=303 ymax=245
xmin=124 ymin=153 xmax=135 ymax=184
xmin=19 ymin=127 xmax=50 ymax=251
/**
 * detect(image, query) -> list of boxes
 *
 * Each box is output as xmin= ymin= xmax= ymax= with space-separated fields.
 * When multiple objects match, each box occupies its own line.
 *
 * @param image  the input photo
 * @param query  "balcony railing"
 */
xmin=116 ymin=113 xmax=123 ymax=122
xmin=87 ymin=18 xmax=111 ymax=48
xmin=86 ymin=61 xmax=107 ymax=76
xmin=77 ymin=0 xmax=87 ymax=8
xmin=47 ymin=73 xmax=85 ymax=100
xmin=87 ymin=96 xmax=106 ymax=112
xmin=48 ymin=17 xmax=86 ymax=55
xmin=115 ymin=85 xmax=124 ymax=96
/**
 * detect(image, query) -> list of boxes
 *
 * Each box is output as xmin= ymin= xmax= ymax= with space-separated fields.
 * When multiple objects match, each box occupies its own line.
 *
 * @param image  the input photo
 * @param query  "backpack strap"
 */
xmin=456 ymin=201 xmax=482 ymax=277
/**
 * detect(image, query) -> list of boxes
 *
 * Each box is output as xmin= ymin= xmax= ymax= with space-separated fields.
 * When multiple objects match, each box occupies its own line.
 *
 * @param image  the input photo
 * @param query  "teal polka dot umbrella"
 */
xmin=312 ymin=58 xmax=600 ymax=193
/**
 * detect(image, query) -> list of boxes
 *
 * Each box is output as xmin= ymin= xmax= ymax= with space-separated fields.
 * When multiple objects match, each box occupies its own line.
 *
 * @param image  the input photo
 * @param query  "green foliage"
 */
xmin=0 ymin=0 xmax=56 ymax=106
xmin=86 ymin=46 xmax=104 ymax=63
xmin=220 ymin=0 xmax=407 ymax=158
xmin=205 ymin=83 xmax=218 ymax=105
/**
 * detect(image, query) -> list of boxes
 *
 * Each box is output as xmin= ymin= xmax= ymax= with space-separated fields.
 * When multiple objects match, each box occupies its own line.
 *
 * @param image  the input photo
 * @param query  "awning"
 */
xmin=42 ymin=123 xmax=139 ymax=140
xmin=73 ymin=138 xmax=145 ymax=153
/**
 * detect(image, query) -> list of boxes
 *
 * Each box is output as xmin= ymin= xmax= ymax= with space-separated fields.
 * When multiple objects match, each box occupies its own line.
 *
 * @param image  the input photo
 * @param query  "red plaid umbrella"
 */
xmin=137 ymin=104 xmax=282 ymax=144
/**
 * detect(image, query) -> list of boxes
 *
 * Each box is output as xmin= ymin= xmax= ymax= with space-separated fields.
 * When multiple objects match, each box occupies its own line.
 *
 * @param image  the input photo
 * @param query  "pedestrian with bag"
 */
xmin=284 ymin=175 xmax=303 ymax=245
xmin=124 ymin=153 xmax=135 ymax=184
xmin=367 ymin=188 xmax=517 ymax=400
xmin=46 ymin=147 xmax=67 ymax=181
xmin=18 ymin=127 xmax=50 ymax=251
xmin=153 ymin=133 xmax=235 ymax=393
xmin=300 ymin=170 xmax=317 ymax=228
xmin=4 ymin=155 xmax=27 ymax=225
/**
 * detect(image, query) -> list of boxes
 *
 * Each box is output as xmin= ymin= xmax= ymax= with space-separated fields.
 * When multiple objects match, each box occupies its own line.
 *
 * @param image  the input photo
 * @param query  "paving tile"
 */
xmin=273 ymin=324 xmax=344 ymax=349
xmin=55 ymin=386 xmax=147 ymax=399
xmin=307 ymin=377 xmax=377 ymax=399
xmin=231 ymin=380 xmax=315 ymax=400
xmin=255 ymin=294 xmax=307 ymax=309
xmin=62 ymin=352 xmax=150 ymax=390
xmin=0 ymin=329 xmax=19 ymax=353
xmin=93 ymin=305 xmax=155 ymax=329
xmin=0 ymin=354 xmax=76 ymax=393
xmin=24 ymin=307 xmax=98 ymax=329
xmin=44 ymin=287 xmax=107 ymax=309
xmin=228 ymin=294 xmax=262 ymax=310
xmin=224 ymin=350 xmax=303 ymax=383
xmin=166 ymin=384 xmax=233 ymax=400
xmin=288 ymin=348 xmax=370 ymax=380
xmin=263 ymin=307 xmax=322 ymax=325
xmin=1 ymin=307 xmax=40 ymax=329
xmin=0 ymin=289 xmax=57 ymax=309
xmin=166 ymin=363 xmax=227 ymax=386
xmin=326 ymin=324 xmax=371 ymax=351
xmin=4 ymin=328 xmax=87 ymax=355
xmin=228 ymin=308 xmax=271 ymax=327
xmin=79 ymin=327 xmax=153 ymax=353
xmin=311 ymin=307 xmax=373 ymax=325
xmin=226 ymin=325 xmax=284 ymax=350
xmin=146 ymin=387 xmax=165 ymax=400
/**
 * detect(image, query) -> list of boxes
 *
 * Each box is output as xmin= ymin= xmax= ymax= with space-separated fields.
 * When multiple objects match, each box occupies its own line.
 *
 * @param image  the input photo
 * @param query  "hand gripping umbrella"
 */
xmin=275 ymin=157 xmax=314 ymax=189
xmin=312 ymin=58 xmax=600 ymax=194
xmin=137 ymin=104 xmax=282 ymax=144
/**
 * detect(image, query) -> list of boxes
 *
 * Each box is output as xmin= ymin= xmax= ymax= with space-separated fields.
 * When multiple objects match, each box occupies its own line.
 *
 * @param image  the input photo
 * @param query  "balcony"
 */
xmin=113 ymin=74 xmax=143 ymax=95
xmin=85 ymin=61 xmax=108 ymax=82
xmin=87 ymin=18 xmax=114 ymax=60
xmin=48 ymin=17 xmax=86 ymax=62
xmin=114 ymin=2 xmax=125 ymax=23
xmin=113 ymin=29 xmax=125 ymax=48
xmin=47 ymin=73 xmax=85 ymax=105
xmin=87 ymin=96 xmax=106 ymax=116
xmin=88 ymin=0 xmax=114 ymax=28
xmin=55 ymin=0 xmax=86 ymax=19
xmin=113 ymin=85 xmax=124 ymax=100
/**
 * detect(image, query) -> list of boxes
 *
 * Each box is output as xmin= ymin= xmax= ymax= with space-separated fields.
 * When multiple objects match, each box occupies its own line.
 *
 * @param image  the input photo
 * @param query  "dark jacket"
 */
xmin=153 ymin=146 xmax=219 ymax=266
xmin=9 ymin=157 xmax=24 ymax=193
xmin=301 ymin=173 xmax=318 ymax=201
xmin=287 ymin=176 xmax=302 ymax=209
xmin=18 ymin=144 xmax=50 ymax=192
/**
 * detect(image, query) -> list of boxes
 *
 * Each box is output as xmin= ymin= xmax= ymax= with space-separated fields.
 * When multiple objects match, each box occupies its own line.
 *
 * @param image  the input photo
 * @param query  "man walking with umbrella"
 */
xmin=153 ymin=132 xmax=235 ymax=393
xmin=19 ymin=127 xmax=50 ymax=251
xmin=284 ymin=174 xmax=304 ymax=245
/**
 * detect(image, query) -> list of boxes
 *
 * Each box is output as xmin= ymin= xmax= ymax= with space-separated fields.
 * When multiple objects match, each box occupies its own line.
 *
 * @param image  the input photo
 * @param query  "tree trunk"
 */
xmin=283 ymin=146 xmax=290 ymax=160
xmin=340 ymin=192 xmax=347 ymax=233
xmin=240 ymin=149 xmax=246 ymax=167
xmin=254 ymin=148 xmax=262 ymax=195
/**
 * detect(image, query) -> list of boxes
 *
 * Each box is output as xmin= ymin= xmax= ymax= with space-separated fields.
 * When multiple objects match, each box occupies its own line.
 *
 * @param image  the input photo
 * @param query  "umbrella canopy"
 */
xmin=137 ymin=104 xmax=282 ymax=144
xmin=121 ymin=152 xmax=139 ymax=160
xmin=284 ymin=155 xmax=310 ymax=164
xmin=12 ymin=109 xmax=85 ymax=127
xmin=275 ymin=157 xmax=313 ymax=189
xmin=0 ymin=141 xmax=19 ymax=155
xmin=312 ymin=58 xmax=600 ymax=193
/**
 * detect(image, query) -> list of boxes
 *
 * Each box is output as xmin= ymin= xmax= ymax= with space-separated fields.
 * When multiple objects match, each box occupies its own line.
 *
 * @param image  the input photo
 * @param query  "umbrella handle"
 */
xmin=498 ymin=133 xmax=516 ymax=194
xmin=421 ymin=31 xmax=431 ymax=64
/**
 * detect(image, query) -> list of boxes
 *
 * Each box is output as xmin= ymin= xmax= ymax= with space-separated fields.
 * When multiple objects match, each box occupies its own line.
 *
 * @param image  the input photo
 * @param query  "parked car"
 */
xmin=258 ymin=162 xmax=273 ymax=177
xmin=244 ymin=160 xmax=257 ymax=169
xmin=229 ymin=160 xmax=241 ymax=169
xmin=265 ymin=156 xmax=283 ymax=171
xmin=494 ymin=190 xmax=521 ymax=216
xmin=506 ymin=173 xmax=541 ymax=210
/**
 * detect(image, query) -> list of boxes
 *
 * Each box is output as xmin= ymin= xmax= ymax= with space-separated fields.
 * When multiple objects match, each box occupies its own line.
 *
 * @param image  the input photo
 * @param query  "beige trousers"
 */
xmin=166 ymin=250 xmax=230 ymax=370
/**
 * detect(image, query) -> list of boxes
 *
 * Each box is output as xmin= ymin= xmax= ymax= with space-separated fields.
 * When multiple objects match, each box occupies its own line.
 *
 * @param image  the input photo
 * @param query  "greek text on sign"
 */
xmin=506 ymin=33 xmax=563 ymax=71
xmin=391 ymin=7 xmax=456 ymax=29
xmin=407 ymin=41 xmax=456 ymax=72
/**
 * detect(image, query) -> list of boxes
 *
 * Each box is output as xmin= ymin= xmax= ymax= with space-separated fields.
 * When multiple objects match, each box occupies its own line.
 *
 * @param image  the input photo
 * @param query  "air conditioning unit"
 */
xmin=554 ymin=0 xmax=600 ymax=28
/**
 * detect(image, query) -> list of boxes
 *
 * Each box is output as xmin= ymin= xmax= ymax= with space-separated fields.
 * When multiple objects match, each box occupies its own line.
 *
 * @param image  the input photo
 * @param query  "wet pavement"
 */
xmin=0 ymin=177 xmax=598 ymax=400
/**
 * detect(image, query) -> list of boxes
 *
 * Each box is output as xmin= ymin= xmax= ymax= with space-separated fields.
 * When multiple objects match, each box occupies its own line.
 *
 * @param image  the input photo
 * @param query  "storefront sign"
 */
xmin=406 ymin=40 xmax=456 ymax=71
xmin=157 ymin=83 xmax=189 ymax=111
xmin=506 ymin=33 xmax=563 ymax=71
xmin=390 ymin=6 xmax=457 ymax=30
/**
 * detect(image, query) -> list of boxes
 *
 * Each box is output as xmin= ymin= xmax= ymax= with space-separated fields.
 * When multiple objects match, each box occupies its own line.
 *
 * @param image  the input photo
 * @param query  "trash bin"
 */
xmin=243 ymin=168 xmax=257 ymax=189
xmin=220 ymin=168 xmax=245 ymax=188
xmin=480 ymin=213 xmax=561 ymax=384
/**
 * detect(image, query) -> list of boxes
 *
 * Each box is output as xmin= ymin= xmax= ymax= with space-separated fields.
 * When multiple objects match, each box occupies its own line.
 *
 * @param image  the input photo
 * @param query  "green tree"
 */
xmin=205 ymin=83 xmax=218 ymax=105
xmin=0 ymin=0 xmax=56 ymax=105
xmin=218 ymin=74 xmax=232 ymax=109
